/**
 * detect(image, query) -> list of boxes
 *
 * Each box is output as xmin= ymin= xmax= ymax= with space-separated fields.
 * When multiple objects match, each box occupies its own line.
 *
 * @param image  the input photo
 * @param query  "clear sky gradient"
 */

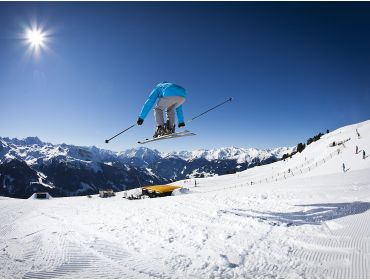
xmin=1 ymin=2 xmax=369 ymax=152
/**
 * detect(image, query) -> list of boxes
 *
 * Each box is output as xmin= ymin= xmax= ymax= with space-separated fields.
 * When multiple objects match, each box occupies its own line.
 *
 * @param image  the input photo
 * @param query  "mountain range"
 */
xmin=0 ymin=136 xmax=293 ymax=198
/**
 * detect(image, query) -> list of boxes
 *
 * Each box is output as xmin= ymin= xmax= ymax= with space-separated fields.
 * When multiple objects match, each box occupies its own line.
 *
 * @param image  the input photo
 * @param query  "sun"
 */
xmin=26 ymin=28 xmax=45 ymax=48
xmin=22 ymin=24 xmax=50 ymax=57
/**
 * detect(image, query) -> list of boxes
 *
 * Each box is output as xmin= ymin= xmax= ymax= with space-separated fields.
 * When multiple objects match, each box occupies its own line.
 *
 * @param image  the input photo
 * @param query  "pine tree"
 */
xmin=297 ymin=143 xmax=305 ymax=153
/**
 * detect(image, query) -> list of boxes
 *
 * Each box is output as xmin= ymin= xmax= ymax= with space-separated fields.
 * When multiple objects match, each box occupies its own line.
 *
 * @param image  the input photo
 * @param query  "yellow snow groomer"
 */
xmin=142 ymin=185 xmax=181 ymax=198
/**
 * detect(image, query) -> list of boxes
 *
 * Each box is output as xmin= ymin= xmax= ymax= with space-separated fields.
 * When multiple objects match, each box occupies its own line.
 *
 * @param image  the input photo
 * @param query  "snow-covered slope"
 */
xmin=1 ymin=120 xmax=370 ymax=278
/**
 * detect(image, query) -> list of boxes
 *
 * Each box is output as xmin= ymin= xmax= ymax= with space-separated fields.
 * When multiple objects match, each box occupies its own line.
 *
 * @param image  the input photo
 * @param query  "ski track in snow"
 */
xmin=1 ymin=120 xmax=370 ymax=278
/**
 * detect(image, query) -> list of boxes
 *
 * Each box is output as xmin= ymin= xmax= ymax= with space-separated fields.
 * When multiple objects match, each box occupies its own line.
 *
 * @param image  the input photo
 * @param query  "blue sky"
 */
xmin=1 ymin=2 xmax=369 ymax=152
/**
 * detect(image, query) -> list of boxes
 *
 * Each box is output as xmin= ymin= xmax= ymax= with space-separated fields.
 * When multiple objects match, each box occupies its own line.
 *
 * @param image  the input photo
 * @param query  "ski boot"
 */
xmin=153 ymin=126 xmax=166 ymax=138
xmin=164 ymin=120 xmax=175 ymax=135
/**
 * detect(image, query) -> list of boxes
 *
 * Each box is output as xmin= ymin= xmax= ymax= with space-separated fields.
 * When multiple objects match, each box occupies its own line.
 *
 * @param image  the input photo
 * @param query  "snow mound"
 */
xmin=171 ymin=187 xmax=192 ymax=196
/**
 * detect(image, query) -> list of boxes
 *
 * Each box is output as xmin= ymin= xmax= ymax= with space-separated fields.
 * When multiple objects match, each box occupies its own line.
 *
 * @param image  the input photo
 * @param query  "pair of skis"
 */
xmin=105 ymin=97 xmax=232 ymax=145
xmin=137 ymin=130 xmax=195 ymax=144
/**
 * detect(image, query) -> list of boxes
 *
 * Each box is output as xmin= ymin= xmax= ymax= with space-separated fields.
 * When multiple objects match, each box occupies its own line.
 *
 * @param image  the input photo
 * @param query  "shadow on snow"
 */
xmin=219 ymin=202 xmax=370 ymax=226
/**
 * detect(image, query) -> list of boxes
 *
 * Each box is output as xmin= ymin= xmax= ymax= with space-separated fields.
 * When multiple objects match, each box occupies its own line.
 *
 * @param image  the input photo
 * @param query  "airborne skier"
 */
xmin=136 ymin=82 xmax=187 ymax=138
xmin=105 ymin=90 xmax=231 ymax=144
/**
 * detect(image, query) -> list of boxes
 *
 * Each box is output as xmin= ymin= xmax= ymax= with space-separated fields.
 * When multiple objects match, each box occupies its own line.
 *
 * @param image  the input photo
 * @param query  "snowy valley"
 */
xmin=0 ymin=119 xmax=370 ymax=278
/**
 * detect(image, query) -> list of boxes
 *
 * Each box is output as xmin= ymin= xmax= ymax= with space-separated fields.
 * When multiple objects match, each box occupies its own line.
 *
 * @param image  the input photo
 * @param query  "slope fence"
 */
xmin=202 ymin=137 xmax=351 ymax=193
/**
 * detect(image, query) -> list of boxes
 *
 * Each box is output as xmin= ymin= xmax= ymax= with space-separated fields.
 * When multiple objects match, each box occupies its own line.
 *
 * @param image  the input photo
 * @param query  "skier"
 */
xmin=137 ymin=82 xmax=186 ymax=138
xmin=363 ymin=150 xmax=366 ymax=160
xmin=342 ymin=163 xmax=345 ymax=172
xmin=356 ymin=145 xmax=359 ymax=154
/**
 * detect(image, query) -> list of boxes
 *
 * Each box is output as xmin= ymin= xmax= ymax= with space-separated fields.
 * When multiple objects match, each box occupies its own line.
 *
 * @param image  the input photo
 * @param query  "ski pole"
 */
xmin=105 ymin=123 xmax=136 ymax=144
xmin=186 ymin=97 xmax=233 ymax=124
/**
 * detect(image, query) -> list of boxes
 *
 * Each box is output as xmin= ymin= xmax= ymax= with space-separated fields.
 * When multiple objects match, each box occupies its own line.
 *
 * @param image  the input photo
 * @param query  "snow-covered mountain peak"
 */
xmin=3 ymin=136 xmax=45 ymax=147
xmin=165 ymin=146 xmax=293 ymax=163
xmin=0 ymin=136 xmax=292 ymax=167
xmin=23 ymin=136 xmax=44 ymax=146
xmin=118 ymin=147 xmax=161 ymax=160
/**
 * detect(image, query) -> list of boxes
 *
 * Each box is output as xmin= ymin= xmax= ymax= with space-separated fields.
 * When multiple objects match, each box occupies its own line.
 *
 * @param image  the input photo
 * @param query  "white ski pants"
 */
xmin=154 ymin=96 xmax=185 ymax=128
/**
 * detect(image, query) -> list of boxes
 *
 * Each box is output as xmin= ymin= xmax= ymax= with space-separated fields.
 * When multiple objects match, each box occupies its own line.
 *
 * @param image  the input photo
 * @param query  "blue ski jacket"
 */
xmin=138 ymin=82 xmax=187 ymax=123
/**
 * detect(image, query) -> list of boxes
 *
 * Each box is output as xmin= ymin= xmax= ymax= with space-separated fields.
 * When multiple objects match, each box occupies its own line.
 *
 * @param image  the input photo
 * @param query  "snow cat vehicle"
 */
xmin=141 ymin=185 xmax=181 ymax=198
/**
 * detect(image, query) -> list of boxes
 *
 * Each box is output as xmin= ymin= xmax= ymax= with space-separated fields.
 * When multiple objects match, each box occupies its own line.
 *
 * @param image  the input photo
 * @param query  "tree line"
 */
xmin=282 ymin=129 xmax=329 ymax=160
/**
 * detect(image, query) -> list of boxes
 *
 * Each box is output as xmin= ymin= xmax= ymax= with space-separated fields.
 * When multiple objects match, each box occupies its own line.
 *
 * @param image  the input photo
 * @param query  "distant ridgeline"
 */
xmin=0 ymin=136 xmax=292 ymax=198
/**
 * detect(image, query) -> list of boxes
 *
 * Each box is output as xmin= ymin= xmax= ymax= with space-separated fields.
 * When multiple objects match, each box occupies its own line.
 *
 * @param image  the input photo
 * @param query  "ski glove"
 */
xmin=137 ymin=118 xmax=144 ymax=125
xmin=178 ymin=122 xmax=185 ymax=128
